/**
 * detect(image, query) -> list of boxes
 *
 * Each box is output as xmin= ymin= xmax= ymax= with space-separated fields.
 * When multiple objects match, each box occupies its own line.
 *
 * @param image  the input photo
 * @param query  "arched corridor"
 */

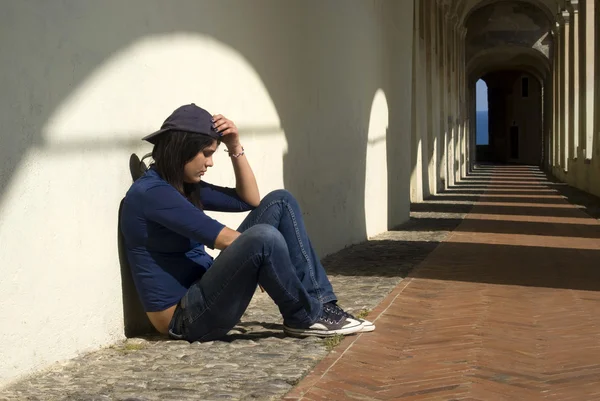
xmin=396 ymin=0 xmax=600 ymax=398
xmin=410 ymin=0 xmax=600 ymax=202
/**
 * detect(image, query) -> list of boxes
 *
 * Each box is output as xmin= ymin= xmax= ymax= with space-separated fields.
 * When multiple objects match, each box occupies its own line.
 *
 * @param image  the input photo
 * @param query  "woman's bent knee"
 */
xmin=261 ymin=189 xmax=295 ymax=204
xmin=241 ymin=224 xmax=285 ymax=247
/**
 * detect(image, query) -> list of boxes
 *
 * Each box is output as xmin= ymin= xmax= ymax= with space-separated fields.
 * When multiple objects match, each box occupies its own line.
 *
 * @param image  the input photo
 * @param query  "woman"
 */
xmin=120 ymin=104 xmax=374 ymax=342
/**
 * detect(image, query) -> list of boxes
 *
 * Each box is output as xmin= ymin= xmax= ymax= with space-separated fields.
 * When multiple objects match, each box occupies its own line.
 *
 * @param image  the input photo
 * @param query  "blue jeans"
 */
xmin=169 ymin=190 xmax=337 ymax=342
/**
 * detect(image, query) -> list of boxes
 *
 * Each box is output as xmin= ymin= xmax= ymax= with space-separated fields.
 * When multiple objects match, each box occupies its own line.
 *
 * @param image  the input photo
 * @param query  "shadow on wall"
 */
xmin=0 ymin=1 xmax=413 ymax=342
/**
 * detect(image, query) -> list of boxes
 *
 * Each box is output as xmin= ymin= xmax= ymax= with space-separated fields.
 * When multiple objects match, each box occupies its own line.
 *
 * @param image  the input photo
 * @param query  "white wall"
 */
xmin=0 ymin=0 xmax=413 ymax=386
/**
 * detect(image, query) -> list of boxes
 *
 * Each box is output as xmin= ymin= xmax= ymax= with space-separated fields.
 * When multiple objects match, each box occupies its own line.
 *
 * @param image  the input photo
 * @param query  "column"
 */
xmin=410 ymin=0 xmax=421 ymax=202
xmin=458 ymin=27 xmax=469 ymax=179
xmin=429 ymin=0 xmax=440 ymax=194
xmin=562 ymin=9 xmax=571 ymax=171
xmin=452 ymin=20 xmax=459 ymax=184
xmin=444 ymin=10 xmax=453 ymax=188
xmin=410 ymin=0 xmax=426 ymax=202
xmin=571 ymin=1 xmax=581 ymax=158
xmin=461 ymin=30 xmax=468 ymax=176
xmin=447 ymin=15 xmax=457 ymax=188
xmin=552 ymin=25 xmax=560 ymax=168
xmin=544 ymin=74 xmax=553 ymax=169
xmin=556 ymin=16 xmax=565 ymax=169
xmin=439 ymin=5 xmax=448 ymax=188
xmin=470 ymin=81 xmax=477 ymax=169
xmin=585 ymin=0 xmax=595 ymax=160
xmin=436 ymin=1 xmax=443 ymax=191
xmin=454 ymin=21 xmax=461 ymax=183
xmin=420 ymin=0 xmax=430 ymax=198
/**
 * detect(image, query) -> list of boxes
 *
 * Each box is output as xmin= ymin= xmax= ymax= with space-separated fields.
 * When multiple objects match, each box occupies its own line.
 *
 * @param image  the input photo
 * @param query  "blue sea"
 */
xmin=476 ymin=110 xmax=489 ymax=145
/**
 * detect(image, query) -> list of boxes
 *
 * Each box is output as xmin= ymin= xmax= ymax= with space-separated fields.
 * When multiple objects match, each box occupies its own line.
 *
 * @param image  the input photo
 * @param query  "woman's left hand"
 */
xmin=213 ymin=114 xmax=241 ymax=152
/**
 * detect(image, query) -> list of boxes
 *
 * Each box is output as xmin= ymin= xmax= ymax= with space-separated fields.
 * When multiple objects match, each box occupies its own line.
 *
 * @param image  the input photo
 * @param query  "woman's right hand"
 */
xmin=214 ymin=226 xmax=241 ymax=250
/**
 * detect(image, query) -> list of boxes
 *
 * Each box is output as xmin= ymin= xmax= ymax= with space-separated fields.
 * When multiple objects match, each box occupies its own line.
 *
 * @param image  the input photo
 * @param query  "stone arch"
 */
xmin=465 ymin=1 xmax=554 ymax=64
xmin=459 ymin=0 xmax=558 ymax=26
xmin=468 ymin=46 xmax=551 ymax=84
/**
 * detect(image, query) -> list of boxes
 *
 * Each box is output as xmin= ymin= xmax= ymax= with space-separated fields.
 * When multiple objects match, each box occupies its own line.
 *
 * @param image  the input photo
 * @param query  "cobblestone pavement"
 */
xmin=0 ymin=197 xmax=472 ymax=401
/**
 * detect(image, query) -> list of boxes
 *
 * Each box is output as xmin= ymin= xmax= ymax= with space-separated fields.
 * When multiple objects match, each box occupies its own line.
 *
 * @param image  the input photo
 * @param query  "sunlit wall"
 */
xmin=0 ymin=0 xmax=414 ymax=386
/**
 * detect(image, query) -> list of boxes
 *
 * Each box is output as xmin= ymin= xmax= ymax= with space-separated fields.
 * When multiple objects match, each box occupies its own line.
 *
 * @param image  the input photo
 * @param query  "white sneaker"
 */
xmin=284 ymin=308 xmax=363 ymax=337
xmin=324 ymin=302 xmax=376 ymax=333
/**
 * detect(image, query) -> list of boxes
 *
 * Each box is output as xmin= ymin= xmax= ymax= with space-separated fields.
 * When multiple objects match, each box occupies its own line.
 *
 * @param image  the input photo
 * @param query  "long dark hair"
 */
xmin=151 ymin=130 xmax=218 ymax=208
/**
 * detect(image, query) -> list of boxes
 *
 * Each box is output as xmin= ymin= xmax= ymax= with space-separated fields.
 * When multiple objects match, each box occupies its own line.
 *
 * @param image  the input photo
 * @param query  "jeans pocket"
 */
xmin=168 ymin=304 xmax=186 ymax=340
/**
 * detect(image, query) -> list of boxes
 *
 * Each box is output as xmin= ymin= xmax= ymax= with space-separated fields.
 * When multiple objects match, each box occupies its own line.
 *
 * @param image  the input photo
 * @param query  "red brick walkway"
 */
xmin=284 ymin=166 xmax=600 ymax=401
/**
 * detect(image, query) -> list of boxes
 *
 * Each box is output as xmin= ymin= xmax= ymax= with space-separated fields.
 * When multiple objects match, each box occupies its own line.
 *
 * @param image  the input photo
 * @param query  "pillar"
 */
xmin=428 ymin=0 xmax=440 ymax=194
xmin=447 ymin=15 xmax=457 ymax=188
xmin=410 ymin=0 xmax=427 ymax=202
xmin=470 ymin=80 xmax=477 ymax=169
xmin=420 ymin=0 xmax=430 ymax=198
xmin=452 ymin=19 xmax=457 ymax=184
xmin=460 ymin=29 xmax=466 ymax=177
xmin=584 ymin=0 xmax=595 ymax=160
xmin=552 ymin=25 xmax=560 ymax=168
xmin=453 ymin=19 xmax=461 ymax=185
xmin=556 ymin=15 xmax=564 ymax=169
xmin=570 ymin=1 xmax=581 ymax=158
xmin=562 ymin=10 xmax=571 ymax=171
xmin=439 ymin=4 xmax=448 ymax=188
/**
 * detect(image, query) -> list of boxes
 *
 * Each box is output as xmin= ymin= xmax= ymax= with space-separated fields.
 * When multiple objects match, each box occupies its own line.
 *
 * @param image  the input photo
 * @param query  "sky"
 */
xmin=476 ymin=79 xmax=488 ymax=111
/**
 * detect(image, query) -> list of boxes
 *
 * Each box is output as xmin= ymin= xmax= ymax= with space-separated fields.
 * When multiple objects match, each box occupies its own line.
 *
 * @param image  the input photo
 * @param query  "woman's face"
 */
xmin=183 ymin=140 xmax=218 ymax=183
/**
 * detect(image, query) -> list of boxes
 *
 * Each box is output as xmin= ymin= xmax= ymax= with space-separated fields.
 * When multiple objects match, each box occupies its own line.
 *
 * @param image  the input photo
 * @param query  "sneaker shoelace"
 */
xmin=320 ymin=307 xmax=344 ymax=325
xmin=324 ymin=302 xmax=358 ymax=320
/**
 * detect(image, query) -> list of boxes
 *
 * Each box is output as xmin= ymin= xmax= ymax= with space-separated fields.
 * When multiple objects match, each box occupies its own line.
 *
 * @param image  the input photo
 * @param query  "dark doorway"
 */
xmin=521 ymin=77 xmax=529 ymax=98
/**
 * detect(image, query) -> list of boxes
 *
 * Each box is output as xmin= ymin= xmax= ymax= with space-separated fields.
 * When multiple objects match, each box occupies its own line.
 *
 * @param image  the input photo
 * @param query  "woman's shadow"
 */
xmin=222 ymin=322 xmax=288 ymax=342
xmin=117 ymin=153 xmax=156 ymax=337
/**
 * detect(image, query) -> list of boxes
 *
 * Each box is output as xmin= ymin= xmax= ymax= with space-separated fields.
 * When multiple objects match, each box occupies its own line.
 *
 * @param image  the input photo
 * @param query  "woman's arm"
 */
xmin=143 ymin=183 xmax=229 ymax=250
xmin=198 ymin=182 xmax=254 ymax=212
xmin=143 ymin=182 xmax=242 ymax=250
xmin=213 ymin=114 xmax=260 ymax=207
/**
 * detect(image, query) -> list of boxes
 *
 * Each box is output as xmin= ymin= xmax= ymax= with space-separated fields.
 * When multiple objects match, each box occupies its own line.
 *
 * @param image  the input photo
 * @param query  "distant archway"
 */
xmin=476 ymin=79 xmax=489 ymax=146
xmin=480 ymin=70 xmax=544 ymax=165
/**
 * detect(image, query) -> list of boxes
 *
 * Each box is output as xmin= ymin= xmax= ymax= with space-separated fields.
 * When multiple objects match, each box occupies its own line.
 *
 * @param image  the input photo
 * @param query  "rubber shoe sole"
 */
xmin=284 ymin=317 xmax=363 ymax=337
xmin=357 ymin=319 xmax=375 ymax=333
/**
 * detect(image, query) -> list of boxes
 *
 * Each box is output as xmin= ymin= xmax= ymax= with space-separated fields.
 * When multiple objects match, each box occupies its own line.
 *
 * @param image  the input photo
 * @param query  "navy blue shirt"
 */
xmin=120 ymin=167 xmax=254 ymax=312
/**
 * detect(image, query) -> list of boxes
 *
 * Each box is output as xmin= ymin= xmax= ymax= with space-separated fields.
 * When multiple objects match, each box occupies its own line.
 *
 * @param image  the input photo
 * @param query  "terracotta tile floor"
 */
xmin=284 ymin=166 xmax=600 ymax=401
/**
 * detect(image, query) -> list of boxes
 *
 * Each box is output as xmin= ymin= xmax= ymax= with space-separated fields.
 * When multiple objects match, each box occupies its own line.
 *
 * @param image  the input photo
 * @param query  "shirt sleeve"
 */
xmin=142 ymin=183 xmax=226 ymax=249
xmin=198 ymin=181 xmax=256 ymax=212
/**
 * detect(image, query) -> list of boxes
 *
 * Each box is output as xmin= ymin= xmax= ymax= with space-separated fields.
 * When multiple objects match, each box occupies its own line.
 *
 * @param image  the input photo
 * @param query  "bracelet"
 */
xmin=225 ymin=146 xmax=245 ymax=158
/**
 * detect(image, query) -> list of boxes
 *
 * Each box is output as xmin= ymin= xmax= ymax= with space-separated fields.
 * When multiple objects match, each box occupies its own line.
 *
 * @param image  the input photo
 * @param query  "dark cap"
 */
xmin=142 ymin=103 xmax=220 ymax=144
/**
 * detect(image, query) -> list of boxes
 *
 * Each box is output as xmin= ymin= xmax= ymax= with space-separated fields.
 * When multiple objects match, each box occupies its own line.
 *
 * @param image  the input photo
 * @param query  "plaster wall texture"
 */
xmin=0 ymin=0 xmax=414 ymax=387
